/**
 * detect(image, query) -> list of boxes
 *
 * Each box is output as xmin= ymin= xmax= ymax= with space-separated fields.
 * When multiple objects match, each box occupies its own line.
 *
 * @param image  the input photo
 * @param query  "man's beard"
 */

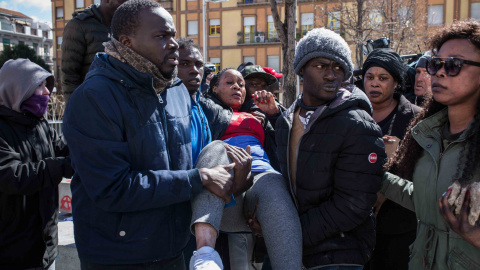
xmin=161 ymin=65 xmax=178 ymax=80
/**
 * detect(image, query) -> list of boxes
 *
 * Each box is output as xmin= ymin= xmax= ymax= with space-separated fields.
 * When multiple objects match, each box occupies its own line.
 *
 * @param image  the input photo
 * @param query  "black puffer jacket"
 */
xmin=199 ymin=93 xmax=280 ymax=171
xmin=276 ymin=87 xmax=386 ymax=268
xmin=61 ymin=4 xmax=110 ymax=102
xmin=0 ymin=107 xmax=72 ymax=269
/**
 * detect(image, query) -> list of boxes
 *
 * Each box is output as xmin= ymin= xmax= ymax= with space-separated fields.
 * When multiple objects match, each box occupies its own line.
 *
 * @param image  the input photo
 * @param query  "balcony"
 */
xmin=237 ymin=31 xmax=280 ymax=44
xmin=237 ymin=0 xmax=281 ymax=5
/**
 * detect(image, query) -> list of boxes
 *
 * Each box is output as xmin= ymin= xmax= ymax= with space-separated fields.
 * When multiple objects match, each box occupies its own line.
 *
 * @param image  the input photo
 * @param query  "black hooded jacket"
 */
xmin=275 ymin=87 xmax=386 ymax=267
xmin=61 ymin=4 xmax=110 ymax=101
xmin=0 ymin=59 xmax=72 ymax=269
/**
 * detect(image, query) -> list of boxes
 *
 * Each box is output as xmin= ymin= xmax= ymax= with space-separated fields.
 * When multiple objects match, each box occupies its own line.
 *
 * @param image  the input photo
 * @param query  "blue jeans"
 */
xmin=310 ymin=266 xmax=363 ymax=270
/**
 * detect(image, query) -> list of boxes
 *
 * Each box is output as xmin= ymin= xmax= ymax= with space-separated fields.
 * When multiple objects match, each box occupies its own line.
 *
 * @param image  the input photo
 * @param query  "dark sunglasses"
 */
xmin=426 ymin=57 xmax=480 ymax=77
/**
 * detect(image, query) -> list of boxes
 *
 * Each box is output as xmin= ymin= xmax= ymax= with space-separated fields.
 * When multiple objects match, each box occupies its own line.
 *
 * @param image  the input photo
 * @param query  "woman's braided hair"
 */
xmin=386 ymin=20 xmax=480 ymax=186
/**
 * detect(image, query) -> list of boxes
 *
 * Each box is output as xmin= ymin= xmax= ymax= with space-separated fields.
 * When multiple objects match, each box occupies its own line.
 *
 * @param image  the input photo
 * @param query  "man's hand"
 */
xmin=252 ymin=90 xmax=280 ymax=116
xmin=225 ymin=144 xmax=253 ymax=197
xmin=439 ymin=188 xmax=480 ymax=248
xmin=198 ymin=164 xmax=235 ymax=203
xmin=374 ymin=192 xmax=387 ymax=216
xmin=247 ymin=202 xmax=263 ymax=237
xmin=251 ymin=111 xmax=266 ymax=127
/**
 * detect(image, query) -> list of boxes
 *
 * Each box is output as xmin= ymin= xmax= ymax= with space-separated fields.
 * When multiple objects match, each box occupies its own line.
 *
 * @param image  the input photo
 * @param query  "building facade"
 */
xmin=50 ymin=0 xmax=480 ymax=92
xmin=0 ymin=8 xmax=54 ymax=70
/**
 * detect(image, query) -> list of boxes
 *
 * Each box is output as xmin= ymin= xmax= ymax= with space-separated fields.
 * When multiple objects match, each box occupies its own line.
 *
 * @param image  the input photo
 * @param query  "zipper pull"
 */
xmin=158 ymin=96 xmax=163 ymax=104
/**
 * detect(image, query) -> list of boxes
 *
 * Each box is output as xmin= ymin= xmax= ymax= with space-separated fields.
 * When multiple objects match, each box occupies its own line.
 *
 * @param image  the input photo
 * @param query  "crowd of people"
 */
xmin=1 ymin=0 xmax=480 ymax=269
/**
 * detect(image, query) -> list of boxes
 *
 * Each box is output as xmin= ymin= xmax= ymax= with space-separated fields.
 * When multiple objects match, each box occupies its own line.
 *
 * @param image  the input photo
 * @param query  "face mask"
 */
xmin=20 ymin=94 xmax=50 ymax=118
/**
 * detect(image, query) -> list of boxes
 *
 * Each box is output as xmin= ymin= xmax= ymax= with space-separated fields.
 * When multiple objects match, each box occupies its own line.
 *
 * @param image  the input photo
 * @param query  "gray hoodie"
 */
xmin=0 ymin=58 xmax=54 ymax=112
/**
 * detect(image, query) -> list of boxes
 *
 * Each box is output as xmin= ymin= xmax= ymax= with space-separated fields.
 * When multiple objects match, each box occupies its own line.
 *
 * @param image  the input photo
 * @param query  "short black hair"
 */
xmin=177 ymin=37 xmax=201 ymax=51
xmin=111 ymin=0 xmax=162 ymax=40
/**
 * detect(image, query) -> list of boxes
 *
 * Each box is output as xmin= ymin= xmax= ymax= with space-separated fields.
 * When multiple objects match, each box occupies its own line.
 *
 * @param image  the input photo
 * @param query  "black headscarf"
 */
xmin=362 ymin=48 xmax=407 ymax=90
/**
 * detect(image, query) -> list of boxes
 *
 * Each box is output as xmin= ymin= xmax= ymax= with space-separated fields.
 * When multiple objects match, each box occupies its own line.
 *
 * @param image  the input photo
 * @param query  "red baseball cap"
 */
xmin=263 ymin=67 xmax=283 ymax=79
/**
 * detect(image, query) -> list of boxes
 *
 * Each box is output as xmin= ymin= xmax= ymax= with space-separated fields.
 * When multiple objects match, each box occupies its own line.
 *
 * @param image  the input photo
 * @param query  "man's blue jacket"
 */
xmin=63 ymin=53 xmax=203 ymax=264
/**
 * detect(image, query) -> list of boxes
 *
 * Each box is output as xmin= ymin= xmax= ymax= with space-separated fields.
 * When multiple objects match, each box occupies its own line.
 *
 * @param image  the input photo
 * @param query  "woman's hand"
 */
xmin=439 ymin=188 xmax=480 ymax=248
xmin=252 ymin=90 xmax=279 ymax=116
xmin=383 ymin=135 xmax=400 ymax=160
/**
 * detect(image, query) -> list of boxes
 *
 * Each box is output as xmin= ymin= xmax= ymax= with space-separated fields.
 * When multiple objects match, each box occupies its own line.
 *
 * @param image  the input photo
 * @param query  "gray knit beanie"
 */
xmin=293 ymin=28 xmax=353 ymax=81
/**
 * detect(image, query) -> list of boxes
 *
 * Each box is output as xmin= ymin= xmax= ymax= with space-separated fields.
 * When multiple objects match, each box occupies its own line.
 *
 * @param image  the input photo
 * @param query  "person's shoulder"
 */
xmin=73 ymin=5 xmax=98 ymax=21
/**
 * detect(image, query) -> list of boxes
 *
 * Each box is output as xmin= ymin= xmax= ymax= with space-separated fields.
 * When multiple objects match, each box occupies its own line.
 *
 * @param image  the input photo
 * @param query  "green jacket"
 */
xmin=381 ymin=108 xmax=480 ymax=270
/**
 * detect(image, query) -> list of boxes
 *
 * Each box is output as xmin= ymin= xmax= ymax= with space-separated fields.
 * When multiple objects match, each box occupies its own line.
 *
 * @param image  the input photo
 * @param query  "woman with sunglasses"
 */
xmin=379 ymin=20 xmax=480 ymax=269
xmin=362 ymin=48 xmax=421 ymax=270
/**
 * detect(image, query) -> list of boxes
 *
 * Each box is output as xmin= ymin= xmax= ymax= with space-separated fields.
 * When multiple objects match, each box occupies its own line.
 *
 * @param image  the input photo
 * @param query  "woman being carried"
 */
xmin=189 ymin=68 xmax=302 ymax=270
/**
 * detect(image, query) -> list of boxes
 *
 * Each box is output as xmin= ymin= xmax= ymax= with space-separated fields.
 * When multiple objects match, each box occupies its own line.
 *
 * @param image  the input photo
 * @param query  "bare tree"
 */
xmin=325 ymin=0 xmax=428 ymax=67
xmin=324 ymin=0 xmax=372 ymax=67
xmin=374 ymin=0 xmax=428 ymax=55
xmin=269 ymin=0 xmax=297 ymax=107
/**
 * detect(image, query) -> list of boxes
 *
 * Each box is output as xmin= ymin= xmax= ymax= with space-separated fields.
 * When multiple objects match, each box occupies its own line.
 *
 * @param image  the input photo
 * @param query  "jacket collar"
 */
xmin=0 ymin=105 xmax=40 ymax=126
xmin=73 ymin=4 xmax=106 ymax=24
xmin=283 ymin=85 xmax=373 ymax=125
xmin=86 ymin=53 xmax=181 ymax=94
xmin=413 ymin=108 xmax=475 ymax=142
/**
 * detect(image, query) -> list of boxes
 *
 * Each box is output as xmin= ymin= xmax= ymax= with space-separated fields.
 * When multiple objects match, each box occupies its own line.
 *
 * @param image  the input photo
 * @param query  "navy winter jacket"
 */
xmin=63 ymin=53 xmax=203 ymax=264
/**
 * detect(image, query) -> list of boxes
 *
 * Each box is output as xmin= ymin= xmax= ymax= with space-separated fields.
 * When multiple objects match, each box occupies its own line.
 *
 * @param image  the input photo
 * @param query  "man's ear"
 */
xmin=119 ymin=35 xmax=132 ymax=48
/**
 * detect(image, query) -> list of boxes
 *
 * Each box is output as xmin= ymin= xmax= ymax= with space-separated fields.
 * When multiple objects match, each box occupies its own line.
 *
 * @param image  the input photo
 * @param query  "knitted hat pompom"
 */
xmin=293 ymin=28 xmax=353 ymax=81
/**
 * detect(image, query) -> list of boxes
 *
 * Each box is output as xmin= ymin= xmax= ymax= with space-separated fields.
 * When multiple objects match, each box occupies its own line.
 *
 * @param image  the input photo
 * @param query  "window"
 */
xmin=56 ymin=7 xmax=64 ymax=19
xmin=44 ymin=45 xmax=48 ymax=54
xmin=267 ymin=15 xmax=277 ymax=40
xmin=1 ymin=19 xmax=11 ymax=31
xmin=267 ymin=56 xmax=280 ymax=73
xmin=428 ymin=5 xmax=443 ymax=25
xmin=31 ymin=28 xmax=37 ymax=36
xmin=328 ymin=12 xmax=340 ymax=33
xmin=243 ymin=56 xmax=255 ymax=64
xmin=398 ymin=7 xmax=412 ymax=22
xmin=33 ymin=43 xmax=38 ymax=54
xmin=3 ymin=38 xmax=10 ymax=48
xmin=210 ymin=58 xmax=221 ymax=73
xmin=209 ymin=19 xmax=220 ymax=35
xmin=57 ymin=36 xmax=63 ymax=50
xmin=301 ymin=13 xmax=314 ymax=37
xmin=76 ymin=0 xmax=85 ymax=9
xmin=472 ymin=3 xmax=480 ymax=20
xmin=188 ymin=21 xmax=198 ymax=36
xmin=244 ymin=17 xmax=255 ymax=43
xmin=94 ymin=0 xmax=101 ymax=5
xmin=370 ymin=10 xmax=383 ymax=26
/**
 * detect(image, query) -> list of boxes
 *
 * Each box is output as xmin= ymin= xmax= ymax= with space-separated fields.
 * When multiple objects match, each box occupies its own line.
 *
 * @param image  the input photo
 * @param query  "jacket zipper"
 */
xmin=158 ymin=95 xmax=172 ymax=165
xmin=285 ymin=115 xmax=299 ymax=210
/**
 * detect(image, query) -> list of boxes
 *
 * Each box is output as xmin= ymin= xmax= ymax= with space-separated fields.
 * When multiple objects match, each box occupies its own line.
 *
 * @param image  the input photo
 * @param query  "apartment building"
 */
xmin=0 ymin=8 xmax=54 ymax=70
xmin=51 ymin=0 xmax=480 ymax=92
xmin=51 ymin=0 xmax=356 ymax=93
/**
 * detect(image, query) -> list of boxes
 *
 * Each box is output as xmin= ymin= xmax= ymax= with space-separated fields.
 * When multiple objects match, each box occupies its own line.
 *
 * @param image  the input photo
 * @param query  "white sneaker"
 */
xmin=189 ymin=246 xmax=224 ymax=270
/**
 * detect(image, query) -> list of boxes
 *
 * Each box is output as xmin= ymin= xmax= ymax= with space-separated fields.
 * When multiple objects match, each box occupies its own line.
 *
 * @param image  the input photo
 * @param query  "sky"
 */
xmin=0 ymin=0 xmax=52 ymax=27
